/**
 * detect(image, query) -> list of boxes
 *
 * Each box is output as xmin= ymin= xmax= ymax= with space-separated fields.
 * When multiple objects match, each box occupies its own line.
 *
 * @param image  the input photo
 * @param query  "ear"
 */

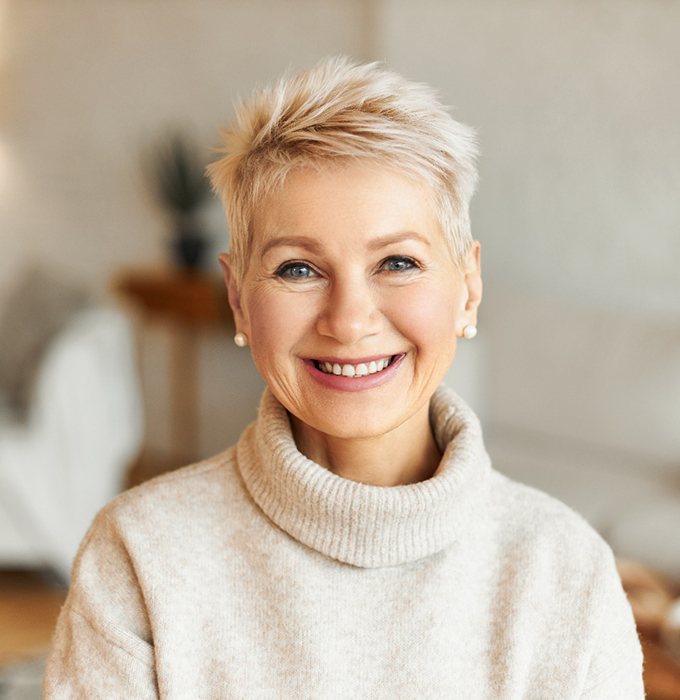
xmin=218 ymin=253 xmax=249 ymax=334
xmin=461 ymin=240 xmax=483 ymax=326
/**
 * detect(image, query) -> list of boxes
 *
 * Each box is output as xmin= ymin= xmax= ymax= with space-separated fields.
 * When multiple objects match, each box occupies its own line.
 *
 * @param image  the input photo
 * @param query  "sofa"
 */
xmin=0 ymin=304 xmax=143 ymax=581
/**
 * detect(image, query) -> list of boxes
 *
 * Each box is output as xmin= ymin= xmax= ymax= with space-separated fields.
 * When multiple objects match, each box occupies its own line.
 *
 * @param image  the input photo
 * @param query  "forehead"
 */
xmin=251 ymin=164 xmax=443 ymax=252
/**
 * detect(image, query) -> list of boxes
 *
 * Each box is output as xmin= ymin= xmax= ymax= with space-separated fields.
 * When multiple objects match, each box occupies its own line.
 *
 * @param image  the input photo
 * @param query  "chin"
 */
xmin=303 ymin=405 xmax=406 ymax=441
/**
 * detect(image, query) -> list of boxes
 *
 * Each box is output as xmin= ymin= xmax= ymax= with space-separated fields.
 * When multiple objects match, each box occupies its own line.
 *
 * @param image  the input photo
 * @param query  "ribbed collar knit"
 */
xmin=236 ymin=384 xmax=492 ymax=569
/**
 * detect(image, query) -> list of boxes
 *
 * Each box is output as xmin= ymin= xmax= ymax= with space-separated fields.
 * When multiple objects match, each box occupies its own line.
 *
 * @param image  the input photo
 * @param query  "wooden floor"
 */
xmin=0 ymin=569 xmax=66 ymax=667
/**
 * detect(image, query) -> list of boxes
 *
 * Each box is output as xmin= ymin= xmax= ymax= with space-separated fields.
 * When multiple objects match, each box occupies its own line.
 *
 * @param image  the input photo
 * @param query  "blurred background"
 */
xmin=1 ymin=0 xmax=679 ymax=696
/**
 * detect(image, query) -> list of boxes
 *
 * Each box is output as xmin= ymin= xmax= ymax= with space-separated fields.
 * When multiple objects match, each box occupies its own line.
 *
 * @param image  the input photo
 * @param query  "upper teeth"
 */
xmin=318 ymin=357 xmax=393 ymax=376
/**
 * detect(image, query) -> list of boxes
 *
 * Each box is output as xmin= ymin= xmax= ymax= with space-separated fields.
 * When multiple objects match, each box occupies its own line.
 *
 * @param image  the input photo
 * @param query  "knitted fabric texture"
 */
xmin=44 ymin=385 xmax=644 ymax=698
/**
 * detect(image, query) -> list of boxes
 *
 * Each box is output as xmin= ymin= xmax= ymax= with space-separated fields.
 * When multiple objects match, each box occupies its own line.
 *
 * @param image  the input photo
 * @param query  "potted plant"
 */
xmin=143 ymin=131 xmax=212 ymax=270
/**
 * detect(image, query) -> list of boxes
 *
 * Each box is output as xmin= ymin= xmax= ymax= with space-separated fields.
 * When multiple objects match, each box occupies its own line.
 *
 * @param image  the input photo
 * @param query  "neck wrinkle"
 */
xmin=289 ymin=410 xmax=443 ymax=488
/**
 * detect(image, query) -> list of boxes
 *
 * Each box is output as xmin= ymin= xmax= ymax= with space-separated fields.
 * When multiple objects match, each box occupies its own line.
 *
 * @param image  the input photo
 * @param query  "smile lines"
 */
xmin=313 ymin=356 xmax=397 ymax=377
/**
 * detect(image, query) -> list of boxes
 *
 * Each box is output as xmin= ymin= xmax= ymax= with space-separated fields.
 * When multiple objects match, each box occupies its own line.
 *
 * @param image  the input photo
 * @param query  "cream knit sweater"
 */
xmin=44 ymin=385 xmax=644 ymax=699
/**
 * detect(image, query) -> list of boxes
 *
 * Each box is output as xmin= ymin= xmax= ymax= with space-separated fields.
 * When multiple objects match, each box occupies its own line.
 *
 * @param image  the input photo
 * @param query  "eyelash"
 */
xmin=274 ymin=256 xmax=421 ymax=280
xmin=275 ymin=261 xmax=317 ymax=280
xmin=381 ymin=256 xmax=420 ymax=273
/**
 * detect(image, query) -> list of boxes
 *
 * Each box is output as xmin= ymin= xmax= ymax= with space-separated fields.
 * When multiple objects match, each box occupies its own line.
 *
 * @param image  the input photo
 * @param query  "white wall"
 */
xmin=1 ymin=0 xmax=366 ymax=296
xmin=377 ymin=0 xmax=680 ymax=317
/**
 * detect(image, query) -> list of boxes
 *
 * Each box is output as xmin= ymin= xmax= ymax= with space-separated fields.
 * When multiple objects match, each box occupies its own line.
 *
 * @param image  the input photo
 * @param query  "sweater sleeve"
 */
xmin=43 ymin=506 xmax=159 ymax=699
xmin=580 ymin=546 xmax=645 ymax=699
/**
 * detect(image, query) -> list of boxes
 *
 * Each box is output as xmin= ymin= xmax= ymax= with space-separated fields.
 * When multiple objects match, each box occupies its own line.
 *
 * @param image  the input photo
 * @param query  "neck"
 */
xmin=289 ymin=402 xmax=442 ymax=487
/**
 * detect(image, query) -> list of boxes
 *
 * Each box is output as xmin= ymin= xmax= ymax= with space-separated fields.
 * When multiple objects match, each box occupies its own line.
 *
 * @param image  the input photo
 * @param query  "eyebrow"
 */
xmin=260 ymin=231 xmax=431 ymax=257
xmin=260 ymin=236 xmax=323 ymax=257
xmin=367 ymin=231 xmax=432 ymax=250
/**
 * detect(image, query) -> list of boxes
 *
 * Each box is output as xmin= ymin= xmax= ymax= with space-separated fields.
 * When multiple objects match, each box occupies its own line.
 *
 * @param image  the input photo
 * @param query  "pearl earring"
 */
xmin=234 ymin=332 xmax=248 ymax=347
xmin=462 ymin=324 xmax=477 ymax=339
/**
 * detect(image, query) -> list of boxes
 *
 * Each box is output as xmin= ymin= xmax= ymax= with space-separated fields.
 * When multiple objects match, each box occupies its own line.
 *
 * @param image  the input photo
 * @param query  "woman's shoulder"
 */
xmin=117 ymin=446 xmax=236 ymax=503
xmin=485 ymin=468 xmax=614 ymax=562
xmin=65 ymin=444 xmax=255 ymax=586
xmin=124 ymin=446 xmax=237 ymax=498
xmin=88 ymin=444 xmax=247 ymax=540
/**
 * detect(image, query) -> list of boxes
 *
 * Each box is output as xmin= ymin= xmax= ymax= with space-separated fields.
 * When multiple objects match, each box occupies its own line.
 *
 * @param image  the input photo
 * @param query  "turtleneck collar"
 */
xmin=236 ymin=384 xmax=492 ymax=568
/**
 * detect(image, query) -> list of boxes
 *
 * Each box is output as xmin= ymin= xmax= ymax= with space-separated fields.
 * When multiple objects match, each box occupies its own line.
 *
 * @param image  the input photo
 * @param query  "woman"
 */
xmin=44 ymin=57 xmax=644 ymax=698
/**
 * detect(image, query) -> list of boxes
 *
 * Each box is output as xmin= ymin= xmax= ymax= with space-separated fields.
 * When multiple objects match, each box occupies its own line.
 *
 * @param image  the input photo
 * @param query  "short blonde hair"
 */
xmin=207 ymin=56 xmax=479 ymax=283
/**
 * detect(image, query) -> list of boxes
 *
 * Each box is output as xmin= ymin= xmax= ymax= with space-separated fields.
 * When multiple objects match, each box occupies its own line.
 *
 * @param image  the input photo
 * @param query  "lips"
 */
xmin=312 ymin=355 xmax=397 ymax=377
xmin=302 ymin=352 xmax=406 ymax=392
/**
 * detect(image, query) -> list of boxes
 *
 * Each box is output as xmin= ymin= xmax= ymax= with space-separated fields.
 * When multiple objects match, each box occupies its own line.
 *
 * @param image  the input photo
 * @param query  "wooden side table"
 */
xmin=112 ymin=266 xmax=233 ymax=476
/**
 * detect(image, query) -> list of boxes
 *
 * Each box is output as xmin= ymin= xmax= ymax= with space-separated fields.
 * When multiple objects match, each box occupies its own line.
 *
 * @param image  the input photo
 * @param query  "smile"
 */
xmin=313 ymin=356 xmax=397 ymax=377
xmin=303 ymin=353 xmax=406 ymax=392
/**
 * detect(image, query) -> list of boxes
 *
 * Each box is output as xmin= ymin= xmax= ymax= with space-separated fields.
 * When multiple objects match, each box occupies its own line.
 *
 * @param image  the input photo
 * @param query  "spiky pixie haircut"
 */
xmin=206 ymin=55 xmax=479 ymax=284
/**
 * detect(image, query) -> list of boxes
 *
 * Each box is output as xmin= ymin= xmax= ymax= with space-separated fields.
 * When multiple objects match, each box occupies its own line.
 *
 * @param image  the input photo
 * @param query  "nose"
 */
xmin=315 ymin=274 xmax=383 ymax=346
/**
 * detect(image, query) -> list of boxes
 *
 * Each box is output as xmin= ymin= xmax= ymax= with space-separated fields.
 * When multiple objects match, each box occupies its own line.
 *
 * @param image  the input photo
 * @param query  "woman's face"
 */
xmin=220 ymin=164 xmax=481 ymax=441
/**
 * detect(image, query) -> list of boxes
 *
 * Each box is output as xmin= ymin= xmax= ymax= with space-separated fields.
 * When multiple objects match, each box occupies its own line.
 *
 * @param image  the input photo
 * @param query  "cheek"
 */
xmin=245 ymin=287 xmax=316 ymax=362
xmin=387 ymin=282 xmax=459 ymax=353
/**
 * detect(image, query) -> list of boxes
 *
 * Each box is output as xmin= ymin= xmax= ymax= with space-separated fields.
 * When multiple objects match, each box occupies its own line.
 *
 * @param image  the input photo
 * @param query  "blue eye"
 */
xmin=382 ymin=256 xmax=418 ymax=272
xmin=276 ymin=262 xmax=316 ymax=279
